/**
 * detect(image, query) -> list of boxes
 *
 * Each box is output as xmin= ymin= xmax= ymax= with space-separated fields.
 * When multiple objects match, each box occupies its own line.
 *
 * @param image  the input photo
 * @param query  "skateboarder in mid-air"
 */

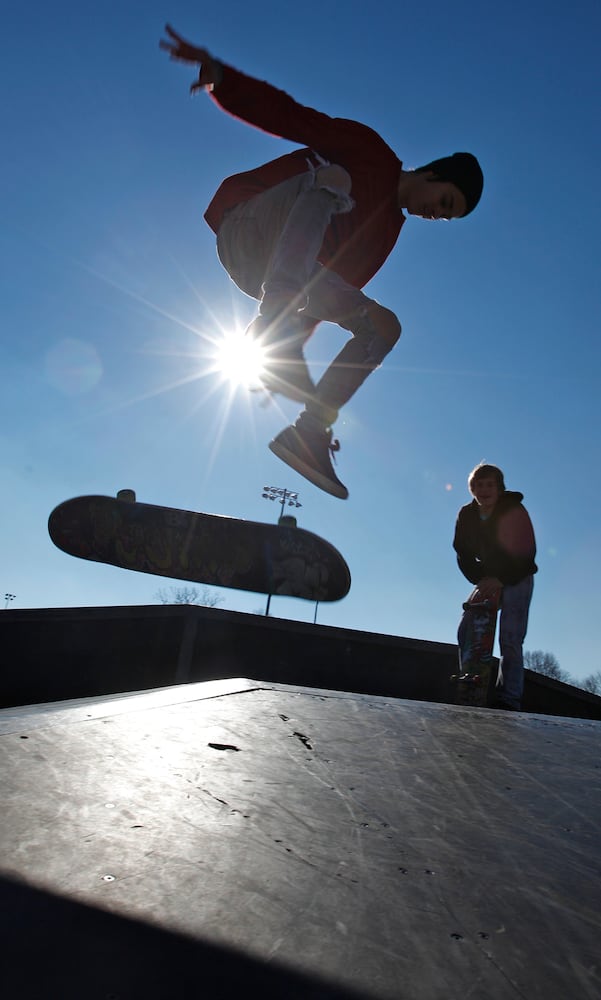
xmin=453 ymin=463 xmax=537 ymax=711
xmin=160 ymin=25 xmax=484 ymax=500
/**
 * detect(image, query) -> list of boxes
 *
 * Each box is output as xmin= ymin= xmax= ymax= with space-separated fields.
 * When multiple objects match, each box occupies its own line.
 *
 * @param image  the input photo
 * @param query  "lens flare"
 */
xmin=44 ymin=338 xmax=103 ymax=395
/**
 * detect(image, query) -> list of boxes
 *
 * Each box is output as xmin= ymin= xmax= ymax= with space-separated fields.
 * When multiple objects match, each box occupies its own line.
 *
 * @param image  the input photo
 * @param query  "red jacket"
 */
xmin=204 ymin=65 xmax=406 ymax=290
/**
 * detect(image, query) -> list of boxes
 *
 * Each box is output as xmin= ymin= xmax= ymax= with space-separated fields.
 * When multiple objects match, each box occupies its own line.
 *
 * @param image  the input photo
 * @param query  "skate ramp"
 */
xmin=2 ymin=679 xmax=599 ymax=999
xmin=3 ymin=604 xmax=600 ymax=720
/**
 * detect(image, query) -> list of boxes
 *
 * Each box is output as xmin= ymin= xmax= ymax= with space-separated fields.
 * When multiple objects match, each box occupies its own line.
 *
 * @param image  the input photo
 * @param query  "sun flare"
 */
xmin=211 ymin=329 xmax=266 ymax=388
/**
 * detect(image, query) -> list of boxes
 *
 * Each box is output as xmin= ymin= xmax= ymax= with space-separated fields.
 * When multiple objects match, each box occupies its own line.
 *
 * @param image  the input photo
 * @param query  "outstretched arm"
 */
xmin=159 ymin=24 xmax=376 ymax=163
xmin=159 ymin=24 xmax=222 ymax=92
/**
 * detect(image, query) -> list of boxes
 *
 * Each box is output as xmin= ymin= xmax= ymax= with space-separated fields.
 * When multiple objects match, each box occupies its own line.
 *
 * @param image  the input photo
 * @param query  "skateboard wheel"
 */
xmin=278 ymin=515 xmax=297 ymax=527
xmin=117 ymin=489 xmax=136 ymax=503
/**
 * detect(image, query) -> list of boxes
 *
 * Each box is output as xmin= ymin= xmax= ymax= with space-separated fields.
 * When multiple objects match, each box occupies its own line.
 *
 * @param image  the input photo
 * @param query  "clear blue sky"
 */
xmin=2 ymin=1 xmax=600 ymax=684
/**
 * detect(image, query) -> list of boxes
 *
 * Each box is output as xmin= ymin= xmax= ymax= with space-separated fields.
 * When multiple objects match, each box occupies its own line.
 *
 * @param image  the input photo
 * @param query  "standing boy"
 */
xmin=160 ymin=25 xmax=484 ymax=499
xmin=453 ymin=463 xmax=537 ymax=710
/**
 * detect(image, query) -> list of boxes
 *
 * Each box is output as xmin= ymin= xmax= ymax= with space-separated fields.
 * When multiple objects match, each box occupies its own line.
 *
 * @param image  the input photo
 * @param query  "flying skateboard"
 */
xmin=48 ymin=493 xmax=351 ymax=602
xmin=450 ymin=584 xmax=502 ymax=707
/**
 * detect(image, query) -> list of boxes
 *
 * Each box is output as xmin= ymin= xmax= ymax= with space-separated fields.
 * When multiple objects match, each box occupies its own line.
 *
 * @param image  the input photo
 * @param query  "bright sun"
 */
xmin=212 ymin=329 xmax=266 ymax=388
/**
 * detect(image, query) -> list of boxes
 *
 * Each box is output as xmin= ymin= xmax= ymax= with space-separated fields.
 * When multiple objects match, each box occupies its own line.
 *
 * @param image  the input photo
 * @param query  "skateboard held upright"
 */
xmin=48 ymin=493 xmax=351 ymax=603
xmin=450 ymin=584 xmax=502 ymax=707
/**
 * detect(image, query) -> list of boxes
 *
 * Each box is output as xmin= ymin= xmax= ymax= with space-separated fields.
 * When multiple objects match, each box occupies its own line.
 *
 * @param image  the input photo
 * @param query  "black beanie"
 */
xmin=418 ymin=152 xmax=484 ymax=216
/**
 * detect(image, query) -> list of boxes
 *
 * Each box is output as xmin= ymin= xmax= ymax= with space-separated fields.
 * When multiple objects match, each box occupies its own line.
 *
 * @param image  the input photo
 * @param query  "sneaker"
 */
xmin=269 ymin=422 xmax=348 ymax=499
xmin=246 ymin=314 xmax=316 ymax=404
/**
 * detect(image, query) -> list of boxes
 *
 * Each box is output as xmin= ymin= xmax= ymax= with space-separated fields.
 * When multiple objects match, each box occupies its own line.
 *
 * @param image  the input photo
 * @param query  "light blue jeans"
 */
xmin=457 ymin=576 xmax=534 ymax=709
xmin=216 ymin=170 xmax=396 ymax=426
xmin=216 ymin=168 xmax=366 ymax=316
xmin=497 ymin=576 xmax=534 ymax=708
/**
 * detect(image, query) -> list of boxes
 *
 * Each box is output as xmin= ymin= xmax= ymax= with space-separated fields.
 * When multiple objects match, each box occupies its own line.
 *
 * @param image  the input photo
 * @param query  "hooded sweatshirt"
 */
xmin=453 ymin=491 xmax=537 ymax=587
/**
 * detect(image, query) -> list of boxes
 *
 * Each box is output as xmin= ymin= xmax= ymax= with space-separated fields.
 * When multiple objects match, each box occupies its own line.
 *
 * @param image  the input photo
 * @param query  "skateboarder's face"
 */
xmin=402 ymin=172 xmax=467 ymax=220
xmin=471 ymin=477 xmax=500 ymax=515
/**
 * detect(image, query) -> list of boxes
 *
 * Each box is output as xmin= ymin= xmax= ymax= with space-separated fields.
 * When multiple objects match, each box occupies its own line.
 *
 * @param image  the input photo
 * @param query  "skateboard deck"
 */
xmin=450 ymin=585 xmax=502 ymax=707
xmin=48 ymin=494 xmax=351 ymax=602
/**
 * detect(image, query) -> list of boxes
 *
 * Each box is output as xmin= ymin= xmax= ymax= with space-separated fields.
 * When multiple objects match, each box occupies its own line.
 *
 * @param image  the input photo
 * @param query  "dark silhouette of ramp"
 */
xmin=2 ymin=680 xmax=600 ymax=998
xmin=4 ymin=604 xmax=601 ymax=720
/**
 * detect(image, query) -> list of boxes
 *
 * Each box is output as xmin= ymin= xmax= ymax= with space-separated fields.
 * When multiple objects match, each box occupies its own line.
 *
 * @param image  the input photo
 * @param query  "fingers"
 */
xmin=159 ymin=23 xmax=180 ymax=53
xmin=160 ymin=25 xmax=220 ymax=91
xmin=159 ymin=23 xmax=198 ymax=61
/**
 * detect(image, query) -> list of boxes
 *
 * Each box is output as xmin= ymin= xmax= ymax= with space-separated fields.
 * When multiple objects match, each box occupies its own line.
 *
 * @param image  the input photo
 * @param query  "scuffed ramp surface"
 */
xmin=1 ymin=681 xmax=600 ymax=999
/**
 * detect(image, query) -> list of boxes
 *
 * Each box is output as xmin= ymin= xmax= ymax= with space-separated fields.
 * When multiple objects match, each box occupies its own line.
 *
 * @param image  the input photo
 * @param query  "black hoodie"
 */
xmin=453 ymin=490 xmax=537 ymax=586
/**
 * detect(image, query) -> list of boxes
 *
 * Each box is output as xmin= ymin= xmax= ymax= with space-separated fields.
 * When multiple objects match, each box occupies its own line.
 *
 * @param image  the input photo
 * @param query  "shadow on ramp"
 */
xmin=0 ymin=874 xmax=369 ymax=999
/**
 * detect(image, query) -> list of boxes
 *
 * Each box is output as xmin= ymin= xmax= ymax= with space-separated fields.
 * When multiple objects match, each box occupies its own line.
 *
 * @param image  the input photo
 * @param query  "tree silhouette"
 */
xmin=581 ymin=670 xmax=601 ymax=696
xmin=524 ymin=649 xmax=571 ymax=683
xmin=155 ymin=585 xmax=224 ymax=607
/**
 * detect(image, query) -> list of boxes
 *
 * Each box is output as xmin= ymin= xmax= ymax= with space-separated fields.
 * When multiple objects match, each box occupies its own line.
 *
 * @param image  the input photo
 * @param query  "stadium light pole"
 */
xmin=261 ymin=486 xmax=303 ymax=616
xmin=4 ymin=593 xmax=16 ymax=609
xmin=261 ymin=486 xmax=302 ymax=524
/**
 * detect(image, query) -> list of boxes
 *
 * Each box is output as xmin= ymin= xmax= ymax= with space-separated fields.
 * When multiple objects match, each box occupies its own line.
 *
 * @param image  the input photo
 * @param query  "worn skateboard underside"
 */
xmin=48 ymin=495 xmax=351 ymax=602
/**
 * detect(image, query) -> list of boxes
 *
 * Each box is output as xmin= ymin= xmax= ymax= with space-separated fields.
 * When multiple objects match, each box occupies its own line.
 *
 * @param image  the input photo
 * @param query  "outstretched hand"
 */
xmin=159 ymin=24 xmax=221 ymax=92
